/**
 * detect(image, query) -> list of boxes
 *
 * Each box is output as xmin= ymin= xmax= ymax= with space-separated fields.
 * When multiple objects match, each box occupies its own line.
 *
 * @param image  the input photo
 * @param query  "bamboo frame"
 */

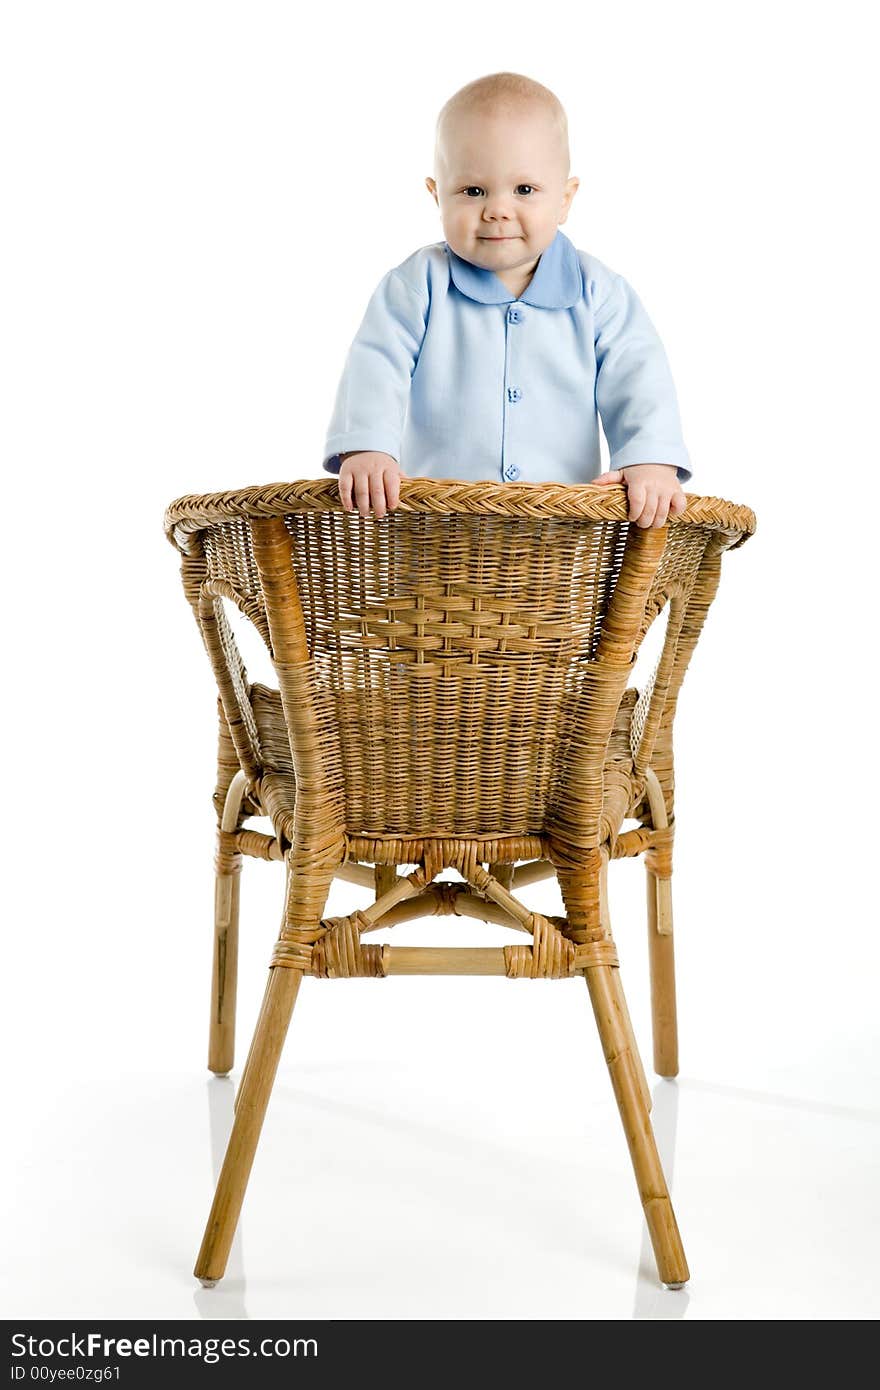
xmin=208 ymin=769 xmax=248 ymax=1074
xmin=643 ymin=768 xmax=678 ymax=1076
xmin=601 ymin=849 xmax=652 ymax=1115
xmin=164 ymin=475 xmax=755 ymax=1294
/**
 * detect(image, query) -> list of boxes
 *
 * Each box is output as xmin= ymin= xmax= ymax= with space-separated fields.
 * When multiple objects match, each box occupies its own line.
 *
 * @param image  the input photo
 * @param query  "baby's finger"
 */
xmin=593 ymin=469 xmax=624 ymax=487
xmin=354 ymin=471 xmax=373 ymax=519
xmin=633 ymin=492 xmax=656 ymax=528
xmin=339 ymin=473 xmax=354 ymax=512
xmin=669 ymin=490 xmax=687 ymax=516
xmin=652 ymin=496 xmax=671 ymax=528
xmin=370 ymin=470 xmax=387 ymax=519
xmin=385 ymin=466 xmax=401 ymax=512
xmin=625 ymin=481 xmax=648 ymax=526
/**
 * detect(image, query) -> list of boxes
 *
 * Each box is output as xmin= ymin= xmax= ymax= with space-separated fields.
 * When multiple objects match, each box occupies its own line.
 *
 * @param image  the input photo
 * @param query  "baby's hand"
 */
xmin=593 ymin=463 xmax=687 ymax=528
xmin=338 ymin=451 xmax=404 ymax=519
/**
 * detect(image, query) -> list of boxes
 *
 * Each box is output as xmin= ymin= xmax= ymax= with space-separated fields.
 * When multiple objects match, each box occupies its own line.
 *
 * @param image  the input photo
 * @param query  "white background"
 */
xmin=2 ymin=0 xmax=878 ymax=1322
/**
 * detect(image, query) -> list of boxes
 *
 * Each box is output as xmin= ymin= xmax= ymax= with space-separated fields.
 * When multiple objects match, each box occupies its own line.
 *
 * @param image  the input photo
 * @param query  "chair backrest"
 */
xmin=165 ymin=479 xmax=755 ymax=852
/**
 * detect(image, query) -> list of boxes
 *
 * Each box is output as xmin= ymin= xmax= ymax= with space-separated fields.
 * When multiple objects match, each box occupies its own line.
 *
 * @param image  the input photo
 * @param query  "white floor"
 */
xmin=4 ymin=848 xmax=879 ymax=1321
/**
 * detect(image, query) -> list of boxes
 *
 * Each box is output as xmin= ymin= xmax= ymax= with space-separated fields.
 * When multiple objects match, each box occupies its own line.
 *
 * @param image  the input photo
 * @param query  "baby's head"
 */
xmin=426 ymin=72 xmax=579 ymax=278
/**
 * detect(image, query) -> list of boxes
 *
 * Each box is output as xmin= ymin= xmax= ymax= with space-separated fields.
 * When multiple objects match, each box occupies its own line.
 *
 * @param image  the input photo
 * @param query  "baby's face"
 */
xmin=426 ymin=106 xmax=578 ymax=278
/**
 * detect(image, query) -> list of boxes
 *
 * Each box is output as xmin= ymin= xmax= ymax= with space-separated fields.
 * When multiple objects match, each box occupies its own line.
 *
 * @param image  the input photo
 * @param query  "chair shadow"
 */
xmin=679 ymin=1075 xmax=880 ymax=1123
xmin=193 ymin=1076 xmax=250 ymax=1321
xmin=632 ymin=1078 xmax=689 ymax=1320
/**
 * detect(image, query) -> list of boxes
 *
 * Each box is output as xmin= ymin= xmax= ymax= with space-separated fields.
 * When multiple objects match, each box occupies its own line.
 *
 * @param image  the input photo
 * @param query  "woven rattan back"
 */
xmin=165 ymin=479 xmax=755 ymax=849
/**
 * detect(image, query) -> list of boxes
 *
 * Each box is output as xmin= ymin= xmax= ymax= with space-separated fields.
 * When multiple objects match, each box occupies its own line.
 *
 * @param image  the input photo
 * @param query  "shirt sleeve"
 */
xmin=322 ymin=269 xmax=429 ymax=473
xmin=593 ymin=272 xmax=692 ymax=484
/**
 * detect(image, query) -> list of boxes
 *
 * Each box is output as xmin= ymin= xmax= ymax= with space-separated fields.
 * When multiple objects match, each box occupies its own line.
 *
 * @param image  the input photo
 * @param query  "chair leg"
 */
xmin=609 ymin=969 xmax=653 ymax=1116
xmin=640 ymin=768 xmax=679 ymax=1077
xmin=209 ymin=770 xmax=249 ymax=1075
xmin=233 ymin=969 xmax=272 ymax=1114
xmin=584 ymin=963 xmax=689 ymax=1287
xmin=600 ymin=852 xmax=651 ymax=1114
xmin=233 ymin=857 xmax=292 ymax=1113
xmin=195 ymin=965 xmax=303 ymax=1285
xmin=646 ymin=867 xmax=679 ymax=1077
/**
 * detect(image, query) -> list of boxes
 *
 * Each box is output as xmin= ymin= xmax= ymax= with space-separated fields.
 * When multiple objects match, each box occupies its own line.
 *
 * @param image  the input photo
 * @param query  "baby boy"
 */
xmin=322 ymin=72 xmax=691 ymax=529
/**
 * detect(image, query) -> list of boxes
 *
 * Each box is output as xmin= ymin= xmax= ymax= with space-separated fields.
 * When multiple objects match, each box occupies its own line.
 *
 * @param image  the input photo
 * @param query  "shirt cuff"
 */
xmin=322 ymin=434 xmax=402 ymax=474
xmin=610 ymin=442 xmax=692 ymax=485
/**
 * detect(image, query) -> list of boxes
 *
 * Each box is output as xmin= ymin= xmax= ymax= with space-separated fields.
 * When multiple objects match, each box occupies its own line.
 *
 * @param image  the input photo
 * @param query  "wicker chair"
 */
xmin=164 ymin=476 xmax=755 ymax=1291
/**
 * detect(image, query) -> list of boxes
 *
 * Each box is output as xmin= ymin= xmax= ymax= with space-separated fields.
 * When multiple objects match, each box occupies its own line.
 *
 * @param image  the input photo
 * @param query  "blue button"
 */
xmin=507 ymin=386 xmax=522 ymax=402
xmin=504 ymin=464 xmax=520 ymax=481
xmin=507 ymin=307 xmax=523 ymax=324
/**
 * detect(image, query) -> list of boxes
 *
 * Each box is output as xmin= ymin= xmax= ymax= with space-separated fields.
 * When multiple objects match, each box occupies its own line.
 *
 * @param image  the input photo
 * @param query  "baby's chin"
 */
xmin=458 ymin=234 xmax=529 ymax=260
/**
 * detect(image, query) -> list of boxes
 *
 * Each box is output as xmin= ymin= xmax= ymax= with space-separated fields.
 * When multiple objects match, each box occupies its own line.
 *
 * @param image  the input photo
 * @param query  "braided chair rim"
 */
xmin=164 ymin=477 xmax=757 ymax=555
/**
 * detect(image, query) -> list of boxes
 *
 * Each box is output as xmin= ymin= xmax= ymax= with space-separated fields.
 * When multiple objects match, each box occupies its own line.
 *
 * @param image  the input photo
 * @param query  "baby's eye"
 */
xmin=462 ymin=185 xmax=536 ymax=197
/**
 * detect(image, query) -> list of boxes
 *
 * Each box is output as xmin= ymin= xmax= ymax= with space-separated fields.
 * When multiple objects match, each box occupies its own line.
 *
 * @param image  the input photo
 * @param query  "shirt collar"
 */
xmin=445 ymin=228 xmax=583 ymax=308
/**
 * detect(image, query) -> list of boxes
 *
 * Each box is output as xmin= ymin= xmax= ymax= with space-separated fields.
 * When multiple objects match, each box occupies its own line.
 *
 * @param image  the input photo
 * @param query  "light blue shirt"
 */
xmin=322 ymin=228 xmax=691 ymax=485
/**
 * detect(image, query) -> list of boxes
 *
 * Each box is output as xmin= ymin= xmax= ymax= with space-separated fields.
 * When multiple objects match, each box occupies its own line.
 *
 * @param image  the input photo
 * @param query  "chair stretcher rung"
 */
xmin=381 ymin=946 xmax=613 ymax=975
xmin=385 ymin=947 xmax=508 ymax=975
